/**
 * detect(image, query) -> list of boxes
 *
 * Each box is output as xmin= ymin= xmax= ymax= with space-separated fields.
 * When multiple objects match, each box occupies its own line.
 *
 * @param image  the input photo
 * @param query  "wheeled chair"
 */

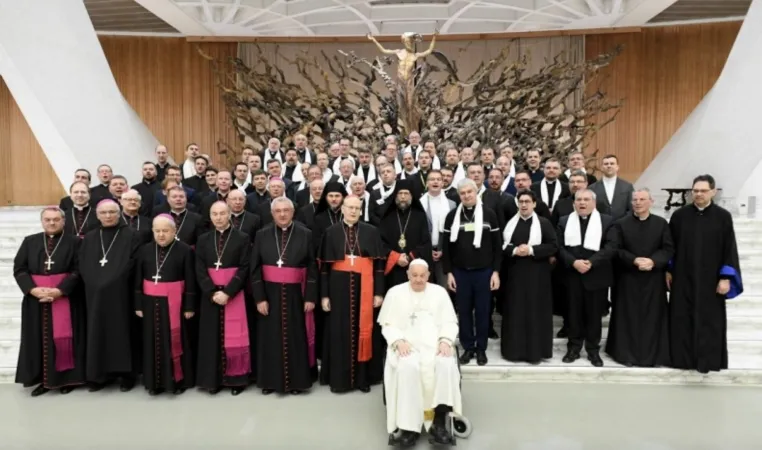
xmin=382 ymin=345 xmax=473 ymax=447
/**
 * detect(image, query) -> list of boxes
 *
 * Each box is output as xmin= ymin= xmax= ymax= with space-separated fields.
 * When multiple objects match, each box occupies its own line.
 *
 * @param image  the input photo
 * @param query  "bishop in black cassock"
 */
xmin=14 ymin=207 xmax=86 ymax=396
xmin=500 ymin=191 xmax=557 ymax=363
xmin=79 ymin=199 xmax=141 ymax=391
xmin=319 ymin=195 xmax=386 ymax=393
xmin=379 ymin=180 xmax=432 ymax=289
xmin=606 ymin=194 xmax=673 ymax=368
xmin=667 ymin=176 xmax=742 ymax=373
xmin=195 ymin=201 xmax=253 ymax=395
xmin=134 ymin=215 xmax=197 ymax=395
xmin=251 ymin=198 xmax=318 ymax=394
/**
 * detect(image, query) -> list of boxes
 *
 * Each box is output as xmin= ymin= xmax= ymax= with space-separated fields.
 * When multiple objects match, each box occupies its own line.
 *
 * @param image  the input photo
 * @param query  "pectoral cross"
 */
xmin=152 ymin=273 xmax=162 ymax=285
xmin=44 ymin=258 xmax=54 ymax=271
xmin=214 ymin=260 xmax=222 ymax=271
xmin=348 ymin=254 xmax=357 ymax=266
xmin=409 ymin=311 xmax=417 ymax=326
xmin=99 ymin=257 xmax=108 ymax=267
xmin=276 ymin=259 xmax=284 ymax=268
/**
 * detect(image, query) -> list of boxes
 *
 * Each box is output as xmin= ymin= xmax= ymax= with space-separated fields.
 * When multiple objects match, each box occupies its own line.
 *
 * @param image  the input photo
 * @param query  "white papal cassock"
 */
xmin=379 ymin=282 xmax=462 ymax=434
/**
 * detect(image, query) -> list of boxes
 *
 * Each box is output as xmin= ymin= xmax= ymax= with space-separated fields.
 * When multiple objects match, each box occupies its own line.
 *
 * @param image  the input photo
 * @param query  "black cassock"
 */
xmin=231 ymin=211 xmax=261 ymax=243
xmin=79 ymin=224 xmax=141 ymax=383
xmin=14 ymin=233 xmax=86 ymax=389
xmin=500 ymin=216 xmax=557 ymax=362
xmin=195 ymin=227 xmax=254 ymax=389
xmin=134 ymin=241 xmax=197 ymax=391
xmin=171 ymin=210 xmax=205 ymax=246
xmin=319 ymin=221 xmax=385 ymax=392
xmin=668 ymin=203 xmax=742 ymax=372
xmin=122 ymin=213 xmax=152 ymax=245
xmin=379 ymin=205 xmax=432 ymax=289
xmin=605 ymin=214 xmax=673 ymax=367
xmin=64 ymin=205 xmax=99 ymax=239
xmin=251 ymin=223 xmax=318 ymax=392
xmin=295 ymin=203 xmax=318 ymax=231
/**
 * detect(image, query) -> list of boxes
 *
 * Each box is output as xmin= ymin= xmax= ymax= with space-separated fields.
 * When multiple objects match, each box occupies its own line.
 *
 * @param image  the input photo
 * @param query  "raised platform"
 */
xmin=1 ymin=207 xmax=762 ymax=385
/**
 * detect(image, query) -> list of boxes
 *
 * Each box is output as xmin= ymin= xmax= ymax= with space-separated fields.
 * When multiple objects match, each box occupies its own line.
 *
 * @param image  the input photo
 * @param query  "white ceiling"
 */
xmin=131 ymin=0 xmax=684 ymax=36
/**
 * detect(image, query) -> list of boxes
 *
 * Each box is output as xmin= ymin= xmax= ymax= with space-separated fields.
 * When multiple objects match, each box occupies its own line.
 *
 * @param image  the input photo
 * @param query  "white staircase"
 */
xmin=1 ymin=207 xmax=761 ymax=385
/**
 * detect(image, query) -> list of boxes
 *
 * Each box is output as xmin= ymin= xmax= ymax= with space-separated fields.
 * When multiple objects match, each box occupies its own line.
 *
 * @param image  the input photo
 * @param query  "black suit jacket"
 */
xmin=590 ymin=178 xmax=634 ymax=221
xmin=557 ymin=213 xmax=616 ymax=290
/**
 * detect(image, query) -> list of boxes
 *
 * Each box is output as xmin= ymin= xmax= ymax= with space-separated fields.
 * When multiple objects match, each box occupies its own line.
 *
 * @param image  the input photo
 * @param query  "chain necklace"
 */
xmin=213 ymin=227 xmax=233 ymax=271
xmin=122 ymin=213 xmax=141 ymax=230
xmin=71 ymin=207 xmax=91 ymax=237
xmin=42 ymin=232 xmax=64 ymax=272
xmin=274 ymin=223 xmax=295 ymax=268
xmin=328 ymin=208 xmax=343 ymax=225
xmin=98 ymin=228 xmax=121 ymax=267
xmin=231 ymin=212 xmax=245 ymax=230
xmin=396 ymin=208 xmax=412 ymax=249
xmin=172 ymin=210 xmax=187 ymax=241
xmin=342 ymin=222 xmax=361 ymax=265
xmin=152 ymin=241 xmax=175 ymax=284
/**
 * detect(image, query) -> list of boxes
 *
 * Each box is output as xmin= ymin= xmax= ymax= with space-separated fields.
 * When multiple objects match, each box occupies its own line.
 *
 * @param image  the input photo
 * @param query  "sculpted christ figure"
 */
xmin=366 ymin=31 xmax=438 ymax=86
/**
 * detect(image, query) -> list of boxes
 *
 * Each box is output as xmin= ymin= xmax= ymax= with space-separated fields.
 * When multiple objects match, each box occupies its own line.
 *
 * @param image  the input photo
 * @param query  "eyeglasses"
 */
xmin=123 ymin=198 xmax=140 ymax=202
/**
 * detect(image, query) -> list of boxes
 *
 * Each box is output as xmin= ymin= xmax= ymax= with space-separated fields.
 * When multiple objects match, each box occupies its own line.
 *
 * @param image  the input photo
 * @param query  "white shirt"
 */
xmin=182 ymin=159 xmax=195 ymax=179
xmin=602 ymin=176 xmax=617 ymax=204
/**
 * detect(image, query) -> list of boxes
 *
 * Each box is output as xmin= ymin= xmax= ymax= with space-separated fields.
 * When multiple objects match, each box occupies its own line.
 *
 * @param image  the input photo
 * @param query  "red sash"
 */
xmin=208 ymin=268 xmax=250 ymax=377
xmin=261 ymin=265 xmax=315 ymax=368
xmin=142 ymin=280 xmax=185 ymax=382
xmin=31 ymin=274 xmax=74 ymax=372
xmin=332 ymin=256 xmax=374 ymax=362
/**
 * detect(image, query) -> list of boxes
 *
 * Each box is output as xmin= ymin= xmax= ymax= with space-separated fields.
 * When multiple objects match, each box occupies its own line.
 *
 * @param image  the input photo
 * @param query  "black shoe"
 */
xmin=59 ymin=386 xmax=75 ymax=395
xmin=476 ymin=351 xmax=488 ymax=366
xmin=173 ymin=388 xmax=186 ymax=395
xmin=119 ymin=377 xmax=135 ymax=392
xmin=398 ymin=430 xmax=419 ymax=448
xmin=290 ymin=390 xmax=302 ymax=395
xmin=588 ymin=352 xmax=603 ymax=367
xmin=428 ymin=423 xmax=452 ymax=445
xmin=88 ymin=383 xmax=105 ymax=392
xmin=556 ymin=326 xmax=568 ymax=338
xmin=31 ymin=385 xmax=49 ymax=397
xmin=359 ymin=386 xmax=371 ymax=393
xmin=231 ymin=386 xmax=246 ymax=396
xmin=488 ymin=328 xmax=499 ymax=339
xmin=208 ymin=388 xmax=221 ymax=395
xmin=459 ymin=350 xmax=475 ymax=365
xmin=261 ymin=388 xmax=275 ymax=395
xmin=562 ymin=350 xmax=580 ymax=363
xmin=148 ymin=389 xmax=162 ymax=396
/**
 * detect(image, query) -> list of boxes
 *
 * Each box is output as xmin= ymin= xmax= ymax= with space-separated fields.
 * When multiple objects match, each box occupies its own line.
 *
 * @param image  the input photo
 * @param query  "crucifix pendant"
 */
xmin=398 ymin=234 xmax=407 ymax=249
xmin=214 ymin=260 xmax=222 ymax=271
xmin=276 ymin=259 xmax=284 ymax=268
xmin=152 ymin=273 xmax=162 ymax=285
xmin=348 ymin=253 xmax=357 ymax=266
xmin=44 ymin=258 xmax=54 ymax=271
xmin=99 ymin=257 xmax=108 ymax=267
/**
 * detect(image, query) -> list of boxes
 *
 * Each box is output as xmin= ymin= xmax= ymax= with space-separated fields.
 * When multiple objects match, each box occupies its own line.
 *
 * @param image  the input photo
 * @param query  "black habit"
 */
xmin=251 ymin=223 xmax=318 ymax=393
xmin=605 ymin=214 xmax=673 ymax=367
xmin=134 ymin=240 xmax=197 ymax=391
xmin=14 ymin=232 xmax=86 ymax=389
xmin=668 ymin=203 xmax=742 ymax=373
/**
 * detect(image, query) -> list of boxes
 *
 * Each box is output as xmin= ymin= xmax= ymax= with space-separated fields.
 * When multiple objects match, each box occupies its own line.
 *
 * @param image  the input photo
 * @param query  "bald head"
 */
xmin=210 ymin=201 xmax=231 ymax=230
xmin=227 ymin=189 xmax=246 ymax=213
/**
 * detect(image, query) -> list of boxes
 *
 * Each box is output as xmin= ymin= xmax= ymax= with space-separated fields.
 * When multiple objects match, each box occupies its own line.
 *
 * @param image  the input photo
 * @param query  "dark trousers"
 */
xmin=567 ymin=276 xmax=607 ymax=353
xmin=453 ymin=267 xmax=493 ymax=352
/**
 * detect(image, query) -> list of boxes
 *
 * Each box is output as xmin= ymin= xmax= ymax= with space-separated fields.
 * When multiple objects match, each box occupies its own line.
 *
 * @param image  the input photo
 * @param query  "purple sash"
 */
xmin=142 ymin=280 xmax=185 ymax=382
xmin=31 ymin=274 xmax=74 ymax=372
xmin=261 ymin=265 xmax=315 ymax=367
xmin=208 ymin=268 xmax=250 ymax=377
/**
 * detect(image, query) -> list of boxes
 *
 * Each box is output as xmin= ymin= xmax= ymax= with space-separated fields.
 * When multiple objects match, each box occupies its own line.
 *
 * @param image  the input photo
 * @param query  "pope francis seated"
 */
xmin=379 ymin=259 xmax=462 ymax=447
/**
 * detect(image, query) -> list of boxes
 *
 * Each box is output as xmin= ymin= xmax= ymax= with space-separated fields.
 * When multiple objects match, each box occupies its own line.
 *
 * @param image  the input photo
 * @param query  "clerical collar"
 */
xmin=216 ymin=225 xmax=231 ymax=233
xmin=73 ymin=204 xmax=89 ymax=211
xmin=232 ymin=211 xmax=244 ymax=217
xmin=545 ymin=179 xmax=555 ymax=184
xmin=343 ymin=220 xmax=357 ymax=228
xmin=636 ymin=213 xmax=650 ymax=221
xmin=580 ymin=215 xmax=589 ymax=220
xmin=47 ymin=232 xmax=62 ymax=239
xmin=123 ymin=211 xmax=138 ymax=218
xmin=280 ymin=222 xmax=293 ymax=231
xmin=171 ymin=209 xmax=186 ymax=216
xmin=464 ymin=205 xmax=475 ymax=211
xmin=520 ymin=214 xmax=532 ymax=221
xmin=217 ymin=191 xmax=230 ymax=199
xmin=143 ymin=178 xmax=156 ymax=185
xmin=256 ymin=189 xmax=267 ymax=195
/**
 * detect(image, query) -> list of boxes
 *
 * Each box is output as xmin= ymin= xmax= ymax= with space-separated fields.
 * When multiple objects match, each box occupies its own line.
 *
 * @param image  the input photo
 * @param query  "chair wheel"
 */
xmin=452 ymin=416 xmax=472 ymax=438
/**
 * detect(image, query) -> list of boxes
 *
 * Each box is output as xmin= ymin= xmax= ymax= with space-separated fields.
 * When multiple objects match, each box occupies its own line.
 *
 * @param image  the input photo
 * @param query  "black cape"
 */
xmin=668 ymin=203 xmax=742 ymax=372
xmin=605 ymin=214 xmax=673 ymax=367
xmin=500 ymin=216 xmax=557 ymax=362
xmin=195 ymin=227 xmax=254 ymax=389
xmin=78 ymin=224 xmax=141 ymax=382
xmin=13 ymin=232 xmax=86 ymax=389
xmin=134 ymin=240 xmax=197 ymax=390
xmin=319 ymin=221 xmax=386 ymax=392
xmin=250 ymin=223 xmax=318 ymax=392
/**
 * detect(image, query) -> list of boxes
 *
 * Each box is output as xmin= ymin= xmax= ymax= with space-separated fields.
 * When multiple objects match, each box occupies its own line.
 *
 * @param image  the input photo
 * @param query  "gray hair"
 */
xmin=309 ymin=179 xmax=325 ymax=189
xmin=268 ymin=178 xmax=285 ymax=189
xmin=40 ymin=207 xmax=65 ymax=219
xmin=633 ymin=187 xmax=653 ymax=200
xmin=340 ymin=158 xmax=356 ymax=171
xmin=270 ymin=196 xmax=295 ymax=211
xmin=349 ymin=175 xmax=365 ymax=186
xmin=457 ymin=178 xmax=478 ymax=193
xmin=574 ymin=188 xmax=597 ymax=201
xmin=121 ymin=189 xmax=142 ymax=202
xmin=568 ymin=170 xmax=587 ymax=180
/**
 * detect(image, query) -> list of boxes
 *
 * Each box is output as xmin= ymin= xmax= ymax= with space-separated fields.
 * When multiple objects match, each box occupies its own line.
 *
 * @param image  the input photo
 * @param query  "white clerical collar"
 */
xmin=216 ymin=225 xmax=231 ymax=233
xmin=343 ymin=220 xmax=357 ymax=228
xmin=280 ymin=222 xmax=293 ymax=231
xmin=73 ymin=204 xmax=88 ymax=211
xmin=520 ymin=214 xmax=533 ymax=221
xmin=232 ymin=211 xmax=244 ymax=217
xmin=636 ymin=213 xmax=649 ymax=221
xmin=171 ymin=209 xmax=186 ymax=215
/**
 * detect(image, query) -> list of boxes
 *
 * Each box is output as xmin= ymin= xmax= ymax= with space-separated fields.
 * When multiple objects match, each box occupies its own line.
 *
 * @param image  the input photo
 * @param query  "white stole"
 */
xmin=400 ymin=168 xmax=419 ymax=180
xmin=502 ymin=212 xmax=541 ymax=250
xmin=233 ymin=180 xmax=251 ymax=192
xmin=357 ymin=164 xmax=377 ymax=184
xmin=263 ymin=150 xmax=283 ymax=167
xmin=451 ymin=163 xmax=466 ymax=186
xmin=499 ymin=174 xmax=513 ymax=193
xmin=421 ymin=192 xmax=452 ymax=246
xmin=361 ymin=191 xmax=370 ymax=221
xmin=298 ymin=149 xmax=312 ymax=164
xmin=564 ymin=209 xmax=602 ymax=251
xmin=540 ymin=179 xmax=562 ymax=211
xmin=450 ymin=200 xmax=484 ymax=248
xmin=392 ymin=158 xmax=403 ymax=175
xmin=321 ymin=168 xmax=333 ymax=182
xmin=564 ymin=167 xmax=585 ymax=178
xmin=332 ymin=156 xmax=355 ymax=174
xmin=508 ymin=160 xmax=516 ymax=179
xmin=374 ymin=182 xmax=397 ymax=201
xmin=287 ymin=164 xmax=305 ymax=183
